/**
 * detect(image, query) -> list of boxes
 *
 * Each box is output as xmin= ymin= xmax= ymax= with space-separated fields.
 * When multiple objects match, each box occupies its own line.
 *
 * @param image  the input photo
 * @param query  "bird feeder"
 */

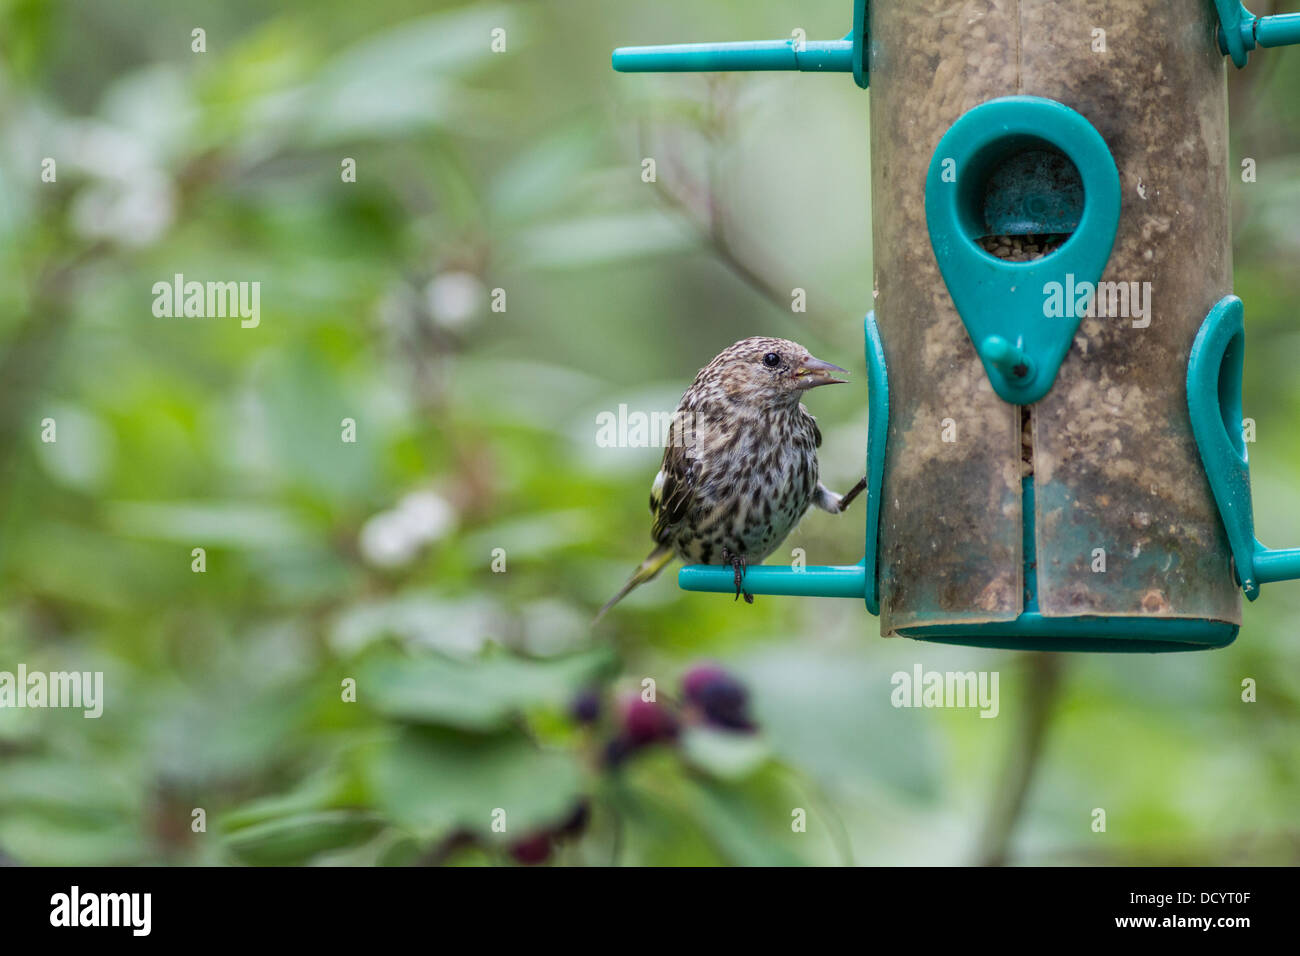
xmin=612 ymin=1 xmax=1300 ymax=651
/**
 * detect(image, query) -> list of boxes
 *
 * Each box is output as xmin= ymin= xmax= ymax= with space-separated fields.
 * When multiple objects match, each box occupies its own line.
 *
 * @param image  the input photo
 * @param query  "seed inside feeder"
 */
xmin=975 ymin=145 xmax=1080 ymax=262
xmin=978 ymin=232 xmax=1071 ymax=262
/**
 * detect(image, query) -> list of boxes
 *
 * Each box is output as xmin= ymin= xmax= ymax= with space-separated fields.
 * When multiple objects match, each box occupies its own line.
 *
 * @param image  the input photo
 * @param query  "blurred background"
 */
xmin=1 ymin=0 xmax=1299 ymax=866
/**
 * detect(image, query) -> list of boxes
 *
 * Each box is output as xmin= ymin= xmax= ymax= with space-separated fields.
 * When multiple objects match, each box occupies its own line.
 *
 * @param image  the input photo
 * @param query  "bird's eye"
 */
xmin=762 ymin=352 xmax=781 ymax=368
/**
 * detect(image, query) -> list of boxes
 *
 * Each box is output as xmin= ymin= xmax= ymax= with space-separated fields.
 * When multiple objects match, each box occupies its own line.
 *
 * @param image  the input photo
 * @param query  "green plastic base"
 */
xmin=678 ymin=561 xmax=1239 ymax=652
xmin=896 ymin=476 xmax=1239 ymax=652
xmin=895 ymin=616 xmax=1238 ymax=653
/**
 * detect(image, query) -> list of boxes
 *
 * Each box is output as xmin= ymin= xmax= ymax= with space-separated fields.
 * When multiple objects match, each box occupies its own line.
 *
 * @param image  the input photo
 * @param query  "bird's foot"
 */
xmin=838 ymin=476 xmax=868 ymax=512
xmin=722 ymin=549 xmax=752 ymax=604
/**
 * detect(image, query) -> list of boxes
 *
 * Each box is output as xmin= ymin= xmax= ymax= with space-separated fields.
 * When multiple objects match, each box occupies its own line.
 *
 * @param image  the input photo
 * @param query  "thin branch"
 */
xmin=972 ymin=652 xmax=1066 ymax=866
xmin=636 ymin=97 xmax=852 ymax=337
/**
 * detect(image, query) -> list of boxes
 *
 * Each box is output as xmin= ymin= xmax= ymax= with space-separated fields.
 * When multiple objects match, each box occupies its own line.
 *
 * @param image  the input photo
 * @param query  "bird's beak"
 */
xmin=794 ymin=355 xmax=849 ymax=389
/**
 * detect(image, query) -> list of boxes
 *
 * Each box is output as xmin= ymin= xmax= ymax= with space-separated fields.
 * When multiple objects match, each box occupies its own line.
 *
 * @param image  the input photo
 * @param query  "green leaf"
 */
xmin=600 ymin=772 xmax=727 ymax=866
xmin=369 ymin=726 xmax=583 ymax=840
xmin=488 ymin=124 xmax=601 ymax=224
xmin=219 ymin=765 xmax=356 ymax=833
xmin=680 ymin=727 xmax=770 ymax=781
xmin=105 ymin=500 xmax=312 ymax=549
xmin=737 ymin=647 xmax=943 ymax=799
xmin=0 ymin=814 xmax=145 ymax=867
xmin=0 ymin=757 xmax=137 ymax=823
xmin=224 ymin=810 xmax=384 ymax=866
xmin=458 ymin=508 xmax=602 ymax=561
xmin=362 ymin=647 xmax=615 ymax=732
xmin=299 ymin=6 xmax=522 ymax=142
xmin=677 ymin=771 xmax=813 ymax=867
xmin=510 ymin=212 xmax=694 ymax=270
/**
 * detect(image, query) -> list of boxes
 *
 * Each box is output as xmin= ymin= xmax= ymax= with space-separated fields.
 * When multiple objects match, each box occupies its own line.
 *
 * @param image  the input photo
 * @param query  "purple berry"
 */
xmin=602 ymin=735 xmax=634 ymax=768
xmin=570 ymin=688 xmax=602 ymax=724
xmin=682 ymin=664 xmax=730 ymax=700
xmin=508 ymin=834 xmax=552 ymax=865
xmin=619 ymin=695 xmax=678 ymax=745
xmin=682 ymin=664 xmax=756 ymax=732
xmin=557 ymin=800 xmax=590 ymax=839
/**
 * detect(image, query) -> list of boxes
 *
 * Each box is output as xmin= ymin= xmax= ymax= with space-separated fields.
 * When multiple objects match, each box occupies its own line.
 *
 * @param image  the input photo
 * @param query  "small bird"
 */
xmin=595 ymin=336 xmax=867 ymax=621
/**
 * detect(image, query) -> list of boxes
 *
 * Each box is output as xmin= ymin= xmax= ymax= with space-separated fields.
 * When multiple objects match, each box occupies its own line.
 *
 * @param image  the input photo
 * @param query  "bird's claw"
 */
xmin=723 ymin=549 xmax=752 ymax=604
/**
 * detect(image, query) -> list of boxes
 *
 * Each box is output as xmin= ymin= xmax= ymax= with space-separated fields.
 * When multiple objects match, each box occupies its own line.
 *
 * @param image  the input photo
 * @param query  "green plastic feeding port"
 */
xmin=1188 ymin=296 xmax=1300 ymax=599
xmin=979 ymin=146 xmax=1083 ymax=237
xmin=925 ymin=96 xmax=1121 ymax=405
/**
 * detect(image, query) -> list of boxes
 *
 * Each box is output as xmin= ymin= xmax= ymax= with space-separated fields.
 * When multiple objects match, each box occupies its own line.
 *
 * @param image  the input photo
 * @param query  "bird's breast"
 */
xmin=675 ymin=409 xmax=820 ymax=563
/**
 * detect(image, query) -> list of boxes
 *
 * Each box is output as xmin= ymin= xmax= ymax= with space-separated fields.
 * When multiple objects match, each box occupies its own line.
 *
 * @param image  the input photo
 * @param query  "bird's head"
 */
xmin=700 ymin=337 xmax=848 ymax=407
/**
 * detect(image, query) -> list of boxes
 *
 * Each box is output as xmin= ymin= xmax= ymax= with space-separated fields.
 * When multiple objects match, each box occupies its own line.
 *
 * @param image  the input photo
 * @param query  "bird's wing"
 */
xmin=800 ymin=404 xmax=823 ymax=448
xmin=650 ymin=437 xmax=697 ymax=545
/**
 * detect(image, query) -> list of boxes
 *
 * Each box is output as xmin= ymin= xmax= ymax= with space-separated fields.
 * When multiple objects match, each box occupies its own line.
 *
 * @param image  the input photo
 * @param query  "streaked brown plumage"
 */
xmin=595 ymin=336 xmax=867 ymax=621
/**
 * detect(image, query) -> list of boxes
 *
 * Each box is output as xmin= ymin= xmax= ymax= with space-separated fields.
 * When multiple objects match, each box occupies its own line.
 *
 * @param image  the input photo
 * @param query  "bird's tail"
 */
xmin=593 ymin=545 xmax=675 ymax=623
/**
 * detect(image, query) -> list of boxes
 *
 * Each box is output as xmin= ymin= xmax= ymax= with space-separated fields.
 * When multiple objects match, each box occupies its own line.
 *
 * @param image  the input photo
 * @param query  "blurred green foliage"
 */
xmin=1 ymin=0 xmax=1299 ymax=866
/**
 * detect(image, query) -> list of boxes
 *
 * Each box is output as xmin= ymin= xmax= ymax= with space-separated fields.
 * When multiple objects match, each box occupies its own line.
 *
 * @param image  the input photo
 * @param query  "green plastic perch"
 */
xmin=612 ymin=40 xmax=853 ymax=76
xmin=679 ymin=562 xmax=868 ymax=600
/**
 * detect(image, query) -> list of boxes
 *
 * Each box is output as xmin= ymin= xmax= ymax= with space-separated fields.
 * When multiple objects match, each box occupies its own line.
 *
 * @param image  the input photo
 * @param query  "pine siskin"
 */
xmin=595 ymin=336 xmax=867 ymax=620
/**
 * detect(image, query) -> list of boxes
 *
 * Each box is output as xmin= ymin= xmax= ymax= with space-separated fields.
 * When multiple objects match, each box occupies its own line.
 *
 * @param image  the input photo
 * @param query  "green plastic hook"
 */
xmin=612 ymin=0 xmax=870 ymax=89
xmin=1214 ymin=1 xmax=1300 ymax=68
xmin=1187 ymin=295 xmax=1300 ymax=598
